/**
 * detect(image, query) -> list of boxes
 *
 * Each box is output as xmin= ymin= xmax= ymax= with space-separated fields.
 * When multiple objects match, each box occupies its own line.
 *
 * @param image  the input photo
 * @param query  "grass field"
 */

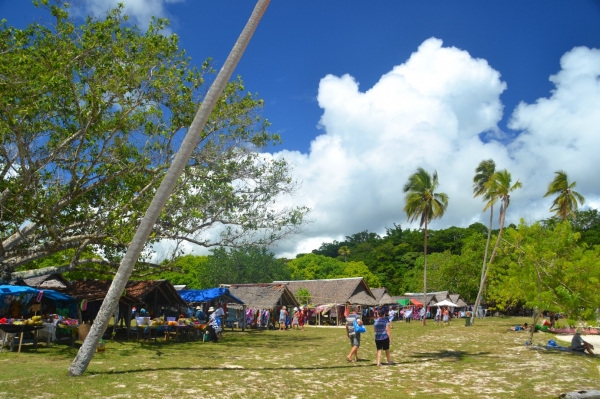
xmin=0 ymin=316 xmax=599 ymax=398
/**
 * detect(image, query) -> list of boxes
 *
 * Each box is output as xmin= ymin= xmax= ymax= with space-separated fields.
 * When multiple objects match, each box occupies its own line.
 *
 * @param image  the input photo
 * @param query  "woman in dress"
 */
xmin=278 ymin=306 xmax=288 ymax=331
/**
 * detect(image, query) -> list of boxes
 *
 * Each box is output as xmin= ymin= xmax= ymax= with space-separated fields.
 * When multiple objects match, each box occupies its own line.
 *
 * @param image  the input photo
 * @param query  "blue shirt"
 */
xmin=373 ymin=317 xmax=389 ymax=341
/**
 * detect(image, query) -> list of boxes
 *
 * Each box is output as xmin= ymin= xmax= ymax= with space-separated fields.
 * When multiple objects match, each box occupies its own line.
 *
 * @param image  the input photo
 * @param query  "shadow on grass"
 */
xmin=407 ymin=350 xmax=490 ymax=362
xmin=87 ymin=362 xmax=382 ymax=375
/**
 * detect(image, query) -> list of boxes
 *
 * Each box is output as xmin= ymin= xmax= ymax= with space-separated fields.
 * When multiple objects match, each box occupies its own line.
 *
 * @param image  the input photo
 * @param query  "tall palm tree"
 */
xmin=471 ymin=169 xmax=522 ymax=323
xmin=68 ymin=0 xmax=272 ymax=376
xmin=543 ymin=170 xmax=585 ymax=221
xmin=403 ymin=168 xmax=448 ymax=325
xmin=470 ymin=160 xmax=496 ymax=326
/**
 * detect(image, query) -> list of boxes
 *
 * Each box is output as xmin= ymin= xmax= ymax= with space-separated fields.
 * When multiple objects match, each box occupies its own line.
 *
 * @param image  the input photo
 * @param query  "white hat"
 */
xmin=195 ymin=306 xmax=202 ymax=310
xmin=208 ymin=307 xmax=215 ymax=312
xmin=293 ymin=307 xmax=298 ymax=311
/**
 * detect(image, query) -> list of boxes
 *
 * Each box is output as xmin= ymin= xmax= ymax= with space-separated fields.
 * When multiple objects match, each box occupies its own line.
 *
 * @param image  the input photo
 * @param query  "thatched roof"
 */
xmin=125 ymin=280 xmax=186 ymax=307
xmin=66 ymin=280 xmax=137 ymax=306
xmin=225 ymin=284 xmax=299 ymax=310
xmin=274 ymin=277 xmax=378 ymax=306
xmin=449 ymin=294 xmax=468 ymax=307
xmin=17 ymin=273 xmax=71 ymax=290
xmin=371 ymin=287 xmax=396 ymax=305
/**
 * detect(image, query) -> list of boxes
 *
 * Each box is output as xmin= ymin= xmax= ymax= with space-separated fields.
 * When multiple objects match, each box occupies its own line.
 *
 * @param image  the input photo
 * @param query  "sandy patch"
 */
xmin=554 ymin=334 xmax=600 ymax=345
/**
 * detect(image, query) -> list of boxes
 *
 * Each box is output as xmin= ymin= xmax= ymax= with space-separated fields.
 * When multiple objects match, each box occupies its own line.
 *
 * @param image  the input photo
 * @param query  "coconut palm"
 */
xmin=471 ymin=169 xmax=522 ymax=323
xmin=68 ymin=0 xmax=272 ymax=376
xmin=543 ymin=170 xmax=585 ymax=222
xmin=470 ymin=160 xmax=496 ymax=326
xmin=403 ymin=168 xmax=448 ymax=325
xmin=338 ymin=246 xmax=351 ymax=262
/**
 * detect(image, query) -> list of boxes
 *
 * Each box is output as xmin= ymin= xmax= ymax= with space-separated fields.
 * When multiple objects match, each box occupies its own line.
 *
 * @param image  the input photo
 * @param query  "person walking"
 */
xmin=278 ymin=306 xmax=288 ymax=331
xmin=435 ymin=306 xmax=442 ymax=326
xmin=442 ymin=306 xmax=450 ymax=326
xmin=373 ymin=309 xmax=393 ymax=366
xmin=345 ymin=308 xmax=361 ymax=362
xmin=419 ymin=306 xmax=426 ymax=326
xmin=292 ymin=307 xmax=300 ymax=330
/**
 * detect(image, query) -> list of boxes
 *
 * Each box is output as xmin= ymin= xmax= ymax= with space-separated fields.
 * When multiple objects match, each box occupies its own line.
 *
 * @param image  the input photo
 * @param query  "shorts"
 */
xmin=349 ymin=334 xmax=361 ymax=347
xmin=375 ymin=338 xmax=390 ymax=351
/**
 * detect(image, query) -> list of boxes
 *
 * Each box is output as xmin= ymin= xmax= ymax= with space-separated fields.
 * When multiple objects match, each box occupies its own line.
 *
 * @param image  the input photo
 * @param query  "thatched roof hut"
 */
xmin=225 ymin=283 xmax=299 ymax=310
xmin=274 ymin=277 xmax=378 ymax=307
xmin=449 ymin=294 xmax=468 ymax=308
xmin=371 ymin=287 xmax=395 ymax=305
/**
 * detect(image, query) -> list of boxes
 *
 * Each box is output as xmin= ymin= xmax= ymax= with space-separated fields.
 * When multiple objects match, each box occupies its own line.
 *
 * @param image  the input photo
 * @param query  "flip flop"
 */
xmin=346 ymin=356 xmax=353 ymax=362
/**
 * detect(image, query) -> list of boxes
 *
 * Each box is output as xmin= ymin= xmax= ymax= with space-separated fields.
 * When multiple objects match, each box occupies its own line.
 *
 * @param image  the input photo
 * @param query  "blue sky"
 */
xmin=3 ymin=1 xmax=600 ymax=257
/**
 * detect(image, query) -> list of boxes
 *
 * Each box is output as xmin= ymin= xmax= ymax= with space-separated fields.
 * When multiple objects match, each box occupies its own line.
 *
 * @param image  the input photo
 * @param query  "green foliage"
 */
xmin=488 ymin=220 xmax=600 ymax=321
xmin=154 ymin=255 xmax=209 ymax=289
xmin=287 ymin=253 xmax=380 ymax=287
xmin=198 ymin=245 xmax=291 ymax=287
xmin=295 ymin=287 xmax=311 ymax=305
xmin=0 ymin=3 xmax=307 ymax=280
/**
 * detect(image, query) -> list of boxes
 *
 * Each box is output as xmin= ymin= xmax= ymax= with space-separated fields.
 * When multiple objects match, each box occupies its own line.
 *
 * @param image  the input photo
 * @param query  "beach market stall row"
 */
xmin=274 ymin=278 xmax=378 ymax=326
xmin=0 ymin=285 xmax=77 ymax=352
xmin=179 ymin=287 xmax=246 ymax=331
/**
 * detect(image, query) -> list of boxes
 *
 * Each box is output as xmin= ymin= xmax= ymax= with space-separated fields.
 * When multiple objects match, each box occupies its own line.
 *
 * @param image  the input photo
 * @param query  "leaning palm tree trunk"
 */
xmin=471 ymin=204 xmax=506 ymax=324
xmin=422 ymin=218 xmax=428 ymax=326
xmin=470 ymin=205 xmax=493 ymax=326
xmin=68 ymin=0 xmax=271 ymax=376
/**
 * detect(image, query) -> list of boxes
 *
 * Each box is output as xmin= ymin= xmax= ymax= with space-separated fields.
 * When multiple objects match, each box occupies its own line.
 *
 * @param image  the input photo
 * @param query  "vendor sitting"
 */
xmin=572 ymin=328 xmax=595 ymax=355
xmin=194 ymin=306 xmax=207 ymax=322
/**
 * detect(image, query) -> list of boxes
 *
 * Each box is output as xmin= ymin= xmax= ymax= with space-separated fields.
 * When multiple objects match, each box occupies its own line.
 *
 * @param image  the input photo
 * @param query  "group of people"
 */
xmin=434 ymin=306 xmax=451 ymax=326
xmin=346 ymin=308 xmax=394 ymax=366
xmin=278 ymin=306 xmax=309 ymax=331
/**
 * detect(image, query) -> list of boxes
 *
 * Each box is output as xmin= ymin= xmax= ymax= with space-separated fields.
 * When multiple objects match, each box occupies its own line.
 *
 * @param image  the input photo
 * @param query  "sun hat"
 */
xmin=282 ymin=306 xmax=287 ymax=310
xmin=208 ymin=306 xmax=215 ymax=312
xmin=293 ymin=307 xmax=298 ymax=311
xmin=195 ymin=306 xmax=202 ymax=310
xmin=576 ymin=327 xmax=583 ymax=334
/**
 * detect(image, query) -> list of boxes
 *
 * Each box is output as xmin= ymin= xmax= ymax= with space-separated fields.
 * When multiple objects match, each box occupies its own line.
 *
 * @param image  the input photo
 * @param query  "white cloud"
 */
xmin=273 ymin=38 xmax=600 ymax=258
xmin=72 ymin=0 xmax=184 ymax=31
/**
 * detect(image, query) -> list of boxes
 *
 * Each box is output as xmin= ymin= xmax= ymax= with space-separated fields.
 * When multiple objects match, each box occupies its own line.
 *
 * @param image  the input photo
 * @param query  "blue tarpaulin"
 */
xmin=179 ymin=288 xmax=245 ymax=305
xmin=0 ymin=285 xmax=77 ymax=318
xmin=0 ymin=285 xmax=77 ymax=305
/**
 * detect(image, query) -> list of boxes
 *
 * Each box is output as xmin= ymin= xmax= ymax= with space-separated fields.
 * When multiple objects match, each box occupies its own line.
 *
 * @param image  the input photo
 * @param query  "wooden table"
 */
xmin=0 ymin=324 xmax=44 ymax=353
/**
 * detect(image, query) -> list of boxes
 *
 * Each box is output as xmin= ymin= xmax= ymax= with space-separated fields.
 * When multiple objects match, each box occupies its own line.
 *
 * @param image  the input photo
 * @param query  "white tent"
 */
xmin=433 ymin=299 xmax=459 ymax=307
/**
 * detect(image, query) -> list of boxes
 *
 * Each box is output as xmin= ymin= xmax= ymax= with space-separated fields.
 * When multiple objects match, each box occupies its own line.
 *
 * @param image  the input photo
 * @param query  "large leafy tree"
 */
xmin=403 ymin=167 xmax=448 ymax=322
xmin=488 ymin=220 xmax=600 ymax=342
xmin=0 ymin=1 xmax=304 ymax=284
xmin=2 ymin=0 xmax=279 ymax=375
xmin=470 ymin=159 xmax=496 ymax=325
xmin=471 ymin=169 xmax=521 ymax=321
xmin=202 ymin=245 xmax=291 ymax=286
xmin=543 ymin=170 xmax=585 ymax=221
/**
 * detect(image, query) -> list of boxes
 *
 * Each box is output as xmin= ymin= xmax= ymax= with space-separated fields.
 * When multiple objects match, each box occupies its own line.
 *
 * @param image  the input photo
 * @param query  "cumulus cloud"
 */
xmin=272 ymin=38 xmax=600 ymax=258
xmin=72 ymin=0 xmax=183 ymax=31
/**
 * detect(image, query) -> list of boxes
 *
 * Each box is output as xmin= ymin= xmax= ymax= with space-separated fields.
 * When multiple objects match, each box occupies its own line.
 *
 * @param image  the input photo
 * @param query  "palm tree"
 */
xmin=338 ymin=246 xmax=351 ymax=262
xmin=68 ymin=0 xmax=272 ymax=376
xmin=470 ymin=160 xmax=496 ymax=326
xmin=403 ymin=168 xmax=448 ymax=325
xmin=471 ymin=169 xmax=522 ymax=323
xmin=543 ymin=170 xmax=585 ymax=221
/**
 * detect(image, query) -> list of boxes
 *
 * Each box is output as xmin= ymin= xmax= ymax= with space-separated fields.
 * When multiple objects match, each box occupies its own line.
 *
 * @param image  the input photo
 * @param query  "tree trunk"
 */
xmin=67 ymin=0 xmax=271 ymax=376
xmin=470 ymin=206 xmax=493 ymax=326
xmin=471 ymin=201 xmax=507 ymax=326
xmin=422 ymin=218 xmax=428 ymax=326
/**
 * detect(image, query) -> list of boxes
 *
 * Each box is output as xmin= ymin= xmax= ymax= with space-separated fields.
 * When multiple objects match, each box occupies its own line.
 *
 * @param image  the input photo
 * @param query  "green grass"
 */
xmin=1 ymin=317 xmax=599 ymax=398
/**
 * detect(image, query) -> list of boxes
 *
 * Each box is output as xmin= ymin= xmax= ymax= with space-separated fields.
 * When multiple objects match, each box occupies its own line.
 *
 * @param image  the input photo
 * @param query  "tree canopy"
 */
xmin=0 ymin=3 xmax=307 ymax=282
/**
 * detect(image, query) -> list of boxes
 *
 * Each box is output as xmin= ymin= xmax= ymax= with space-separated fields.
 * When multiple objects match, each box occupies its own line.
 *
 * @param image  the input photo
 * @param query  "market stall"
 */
xmin=179 ymin=287 xmax=246 ymax=331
